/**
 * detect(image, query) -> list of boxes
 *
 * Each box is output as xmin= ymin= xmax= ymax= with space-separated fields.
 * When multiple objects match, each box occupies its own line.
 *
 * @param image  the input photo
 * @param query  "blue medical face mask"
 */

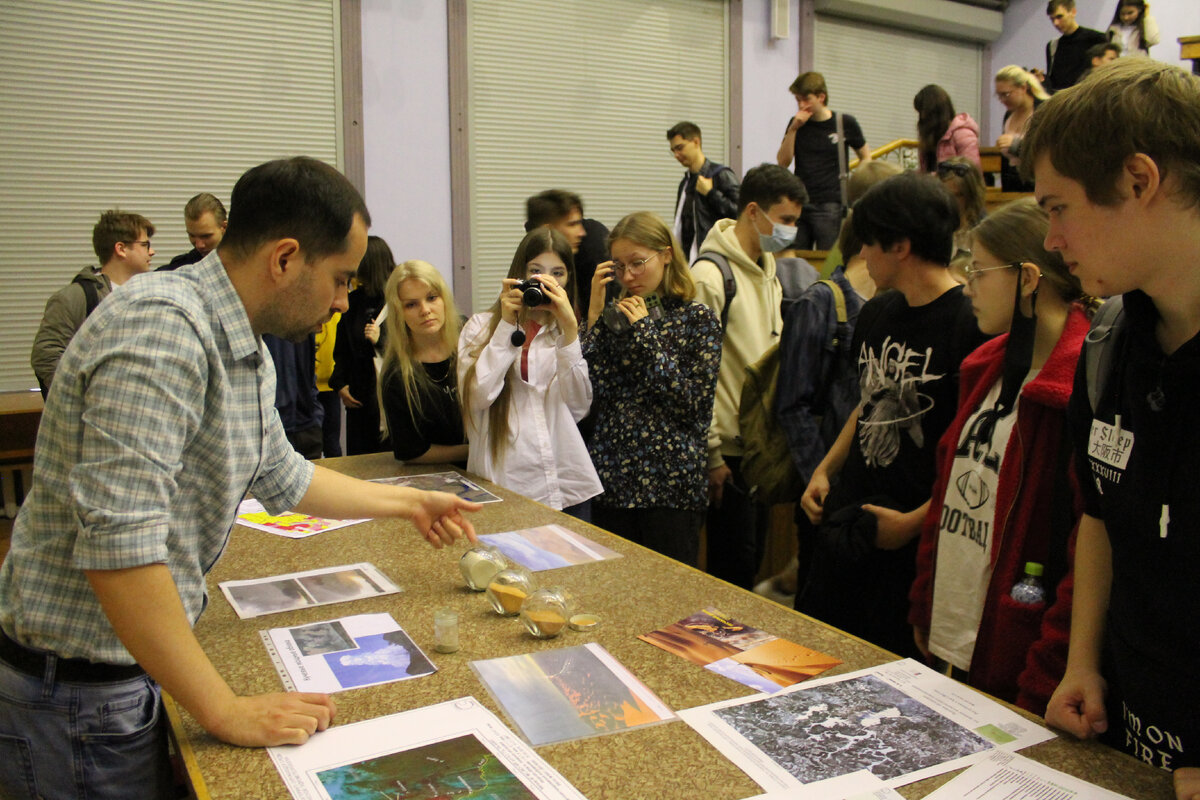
xmin=756 ymin=207 xmax=798 ymax=253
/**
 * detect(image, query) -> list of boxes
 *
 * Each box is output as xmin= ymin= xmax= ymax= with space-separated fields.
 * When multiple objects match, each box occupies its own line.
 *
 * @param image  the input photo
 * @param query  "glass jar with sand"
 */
xmin=459 ymin=545 xmax=508 ymax=591
xmin=485 ymin=565 xmax=535 ymax=616
xmin=519 ymin=587 xmax=574 ymax=639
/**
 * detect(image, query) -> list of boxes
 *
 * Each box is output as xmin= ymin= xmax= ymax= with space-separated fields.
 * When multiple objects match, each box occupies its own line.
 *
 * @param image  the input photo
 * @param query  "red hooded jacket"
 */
xmin=909 ymin=307 xmax=1089 ymax=714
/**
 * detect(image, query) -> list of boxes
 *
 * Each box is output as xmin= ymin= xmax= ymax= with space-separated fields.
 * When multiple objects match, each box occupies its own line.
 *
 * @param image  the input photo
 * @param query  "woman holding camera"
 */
xmin=582 ymin=212 xmax=721 ymax=565
xmin=458 ymin=226 xmax=602 ymax=518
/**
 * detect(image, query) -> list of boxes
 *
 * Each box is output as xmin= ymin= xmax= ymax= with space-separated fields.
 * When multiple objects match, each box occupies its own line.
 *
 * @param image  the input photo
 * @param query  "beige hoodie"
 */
xmin=692 ymin=218 xmax=782 ymax=469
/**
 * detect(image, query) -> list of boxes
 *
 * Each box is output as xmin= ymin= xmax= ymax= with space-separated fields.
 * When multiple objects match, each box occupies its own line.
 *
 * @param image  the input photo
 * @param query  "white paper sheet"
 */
xmin=261 ymin=613 xmax=435 ymax=693
xmin=679 ymin=658 xmax=1055 ymax=795
xmin=269 ymin=696 xmax=586 ymax=800
xmin=922 ymin=750 xmax=1135 ymax=799
xmin=219 ymin=562 xmax=401 ymax=619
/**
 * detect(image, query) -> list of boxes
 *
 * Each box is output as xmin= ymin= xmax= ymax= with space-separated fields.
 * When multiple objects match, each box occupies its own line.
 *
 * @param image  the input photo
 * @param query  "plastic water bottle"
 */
xmin=1010 ymin=562 xmax=1047 ymax=605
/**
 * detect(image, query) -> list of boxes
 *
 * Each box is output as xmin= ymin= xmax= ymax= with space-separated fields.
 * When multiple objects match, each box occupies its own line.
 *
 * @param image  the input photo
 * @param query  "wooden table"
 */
xmin=169 ymin=453 xmax=1173 ymax=799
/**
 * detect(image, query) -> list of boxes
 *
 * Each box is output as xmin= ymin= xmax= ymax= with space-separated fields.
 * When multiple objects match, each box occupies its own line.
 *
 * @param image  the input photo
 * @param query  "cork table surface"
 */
xmin=170 ymin=453 xmax=1172 ymax=800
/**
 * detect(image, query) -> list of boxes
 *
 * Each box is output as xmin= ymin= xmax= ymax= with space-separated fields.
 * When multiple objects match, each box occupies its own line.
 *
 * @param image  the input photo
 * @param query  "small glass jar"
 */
xmin=459 ymin=545 xmax=508 ymax=592
xmin=485 ymin=565 xmax=535 ymax=616
xmin=520 ymin=587 xmax=574 ymax=639
xmin=433 ymin=607 xmax=459 ymax=653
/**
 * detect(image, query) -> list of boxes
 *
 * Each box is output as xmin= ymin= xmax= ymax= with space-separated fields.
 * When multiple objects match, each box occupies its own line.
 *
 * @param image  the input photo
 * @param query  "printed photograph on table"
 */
xmin=370 ymin=471 xmax=502 ymax=503
xmin=235 ymin=497 xmax=369 ymax=538
xmin=268 ymin=697 xmax=588 ymax=800
xmin=263 ymin=613 xmax=436 ymax=693
xmin=470 ymin=642 xmax=676 ymax=746
xmin=639 ymin=608 xmax=841 ymax=692
xmin=220 ymin=563 xmax=401 ymax=619
xmin=479 ymin=524 xmax=623 ymax=571
xmin=316 ymin=733 xmax=537 ymax=800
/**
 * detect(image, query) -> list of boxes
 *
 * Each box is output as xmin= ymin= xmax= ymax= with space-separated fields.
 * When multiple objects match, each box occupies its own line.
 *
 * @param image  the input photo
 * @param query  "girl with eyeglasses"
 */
xmin=914 ymin=84 xmax=981 ymax=174
xmin=458 ymin=226 xmax=602 ymax=518
xmin=909 ymin=198 xmax=1100 ymax=714
xmin=994 ymin=65 xmax=1050 ymax=192
xmin=581 ymin=212 xmax=721 ymax=564
xmin=377 ymin=260 xmax=467 ymax=465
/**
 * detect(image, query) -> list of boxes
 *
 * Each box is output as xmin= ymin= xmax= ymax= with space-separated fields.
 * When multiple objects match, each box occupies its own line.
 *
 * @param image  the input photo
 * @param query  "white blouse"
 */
xmin=458 ymin=312 xmax=602 ymax=510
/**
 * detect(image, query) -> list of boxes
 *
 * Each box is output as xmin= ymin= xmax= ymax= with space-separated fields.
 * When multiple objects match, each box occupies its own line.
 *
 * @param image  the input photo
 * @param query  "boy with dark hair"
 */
xmin=1022 ymin=59 xmax=1200 ymax=798
xmin=667 ymin=121 xmax=740 ymax=260
xmin=693 ymin=163 xmax=806 ymax=589
xmin=797 ymin=171 xmax=987 ymax=658
xmin=524 ymin=188 xmax=608 ymax=299
xmin=1043 ymin=0 xmax=1108 ymax=92
xmin=776 ymin=71 xmax=871 ymax=250
xmin=0 ymin=156 xmax=479 ymax=798
xmin=31 ymin=210 xmax=156 ymax=396
xmin=1086 ymin=41 xmax=1121 ymax=68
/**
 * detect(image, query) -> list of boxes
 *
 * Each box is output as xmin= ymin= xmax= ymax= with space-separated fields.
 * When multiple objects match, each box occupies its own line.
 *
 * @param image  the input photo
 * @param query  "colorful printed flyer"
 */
xmin=639 ymin=608 xmax=841 ymax=693
xmin=236 ymin=498 xmax=368 ymax=539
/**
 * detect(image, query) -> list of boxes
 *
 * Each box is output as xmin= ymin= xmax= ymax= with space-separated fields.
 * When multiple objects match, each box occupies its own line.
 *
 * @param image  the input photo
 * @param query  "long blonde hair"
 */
xmin=607 ymin=211 xmax=695 ymax=301
xmin=378 ymin=260 xmax=461 ymax=432
xmin=995 ymin=64 xmax=1050 ymax=102
xmin=460 ymin=226 xmax=575 ymax=462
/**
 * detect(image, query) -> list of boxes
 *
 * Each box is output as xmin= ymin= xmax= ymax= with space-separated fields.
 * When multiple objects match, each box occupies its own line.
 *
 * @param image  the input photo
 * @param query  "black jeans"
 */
xmin=705 ymin=456 xmax=768 ymax=589
xmin=593 ymin=506 xmax=703 ymax=567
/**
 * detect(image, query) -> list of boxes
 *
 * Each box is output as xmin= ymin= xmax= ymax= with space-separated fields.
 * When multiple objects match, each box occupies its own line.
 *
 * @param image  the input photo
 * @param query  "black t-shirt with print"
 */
xmin=1069 ymin=290 xmax=1200 ymax=770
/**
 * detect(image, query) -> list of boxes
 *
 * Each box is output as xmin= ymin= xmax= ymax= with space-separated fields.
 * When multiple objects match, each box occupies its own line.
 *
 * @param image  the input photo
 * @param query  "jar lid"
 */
xmin=568 ymin=612 xmax=602 ymax=632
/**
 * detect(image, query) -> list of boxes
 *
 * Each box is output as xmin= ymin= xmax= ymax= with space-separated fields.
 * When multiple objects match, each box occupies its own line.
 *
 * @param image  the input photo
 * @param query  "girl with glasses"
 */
xmin=994 ymin=65 xmax=1049 ymax=192
xmin=580 ymin=212 xmax=721 ymax=565
xmin=909 ymin=198 xmax=1100 ymax=714
xmin=458 ymin=226 xmax=602 ymax=518
xmin=378 ymin=260 xmax=467 ymax=465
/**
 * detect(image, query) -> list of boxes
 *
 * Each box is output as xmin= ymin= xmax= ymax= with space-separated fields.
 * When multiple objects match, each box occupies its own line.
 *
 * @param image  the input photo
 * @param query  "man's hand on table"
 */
xmin=204 ymin=692 xmax=337 ymax=747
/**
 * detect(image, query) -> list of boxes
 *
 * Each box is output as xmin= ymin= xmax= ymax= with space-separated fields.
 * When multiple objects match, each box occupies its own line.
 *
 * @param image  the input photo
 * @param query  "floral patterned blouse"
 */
xmin=582 ymin=297 xmax=721 ymax=511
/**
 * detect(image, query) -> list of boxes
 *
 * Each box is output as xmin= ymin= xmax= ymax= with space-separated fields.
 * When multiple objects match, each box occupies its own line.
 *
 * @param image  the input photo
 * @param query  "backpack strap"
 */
xmin=1084 ymin=296 xmax=1125 ymax=415
xmin=71 ymin=272 xmax=102 ymax=317
xmin=835 ymin=112 xmax=849 ymax=215
xmin=692 ymin=252 xmax=736 ymax=329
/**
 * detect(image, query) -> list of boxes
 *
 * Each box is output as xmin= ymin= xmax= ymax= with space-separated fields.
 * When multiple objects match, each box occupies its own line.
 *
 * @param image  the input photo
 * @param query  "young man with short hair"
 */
xmin=0 ymin=157 xmax=480 ymax=798
xmin=1024 ymin=59 xmax=1200 ymax=800
xmin=1086 ymin=41 xmax=1121 ymax=69
xmin=693 ymin=163 xmax=807 ymax=590
xmin=776 ymin=72 xmax=871 ymax=251
xmin=161 ymin=192 xmax=228 ymax=271
xmin=525 ymin=189 xmax=608 ymax=297
xmin=667 ymin=121 xmax=740 ymax=260
xmin=31 ymin=210 xmax=156 ymax=397
xmin=1043 ymin=0 xmax=1108 ymax=92
xmin=797 ymin=172 xmax=987 ymax=658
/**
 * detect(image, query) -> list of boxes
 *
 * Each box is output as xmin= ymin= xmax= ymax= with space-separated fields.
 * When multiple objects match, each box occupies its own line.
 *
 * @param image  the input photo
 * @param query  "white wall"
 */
xmin=741 ymin=0 xmax=804 ymax=169
xmin=986 ymin=0 xmax=1200 ymax=141
xmin=360 ymin=0 xmax=453 ymax=278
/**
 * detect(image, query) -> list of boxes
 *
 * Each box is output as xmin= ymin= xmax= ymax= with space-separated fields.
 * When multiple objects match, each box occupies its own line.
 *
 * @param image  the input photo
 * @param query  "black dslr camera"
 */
xmin=514 ymin=278 xmax=549 ymax=307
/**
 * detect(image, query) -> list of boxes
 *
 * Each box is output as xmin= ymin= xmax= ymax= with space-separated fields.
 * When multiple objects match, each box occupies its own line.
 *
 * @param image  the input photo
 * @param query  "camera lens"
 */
xmin=520 ymin=282 xmax=547 ymax=307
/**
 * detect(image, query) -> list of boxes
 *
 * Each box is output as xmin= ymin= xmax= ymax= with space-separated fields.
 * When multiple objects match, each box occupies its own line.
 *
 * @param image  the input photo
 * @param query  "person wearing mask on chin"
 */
xmin=691 ymin=164 xmax=808 ymax=589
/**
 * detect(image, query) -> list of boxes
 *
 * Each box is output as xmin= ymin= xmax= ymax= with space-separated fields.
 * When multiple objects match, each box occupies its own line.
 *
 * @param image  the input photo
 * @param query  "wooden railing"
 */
xmin=848 ymin=138 xmax=1004 ymax=177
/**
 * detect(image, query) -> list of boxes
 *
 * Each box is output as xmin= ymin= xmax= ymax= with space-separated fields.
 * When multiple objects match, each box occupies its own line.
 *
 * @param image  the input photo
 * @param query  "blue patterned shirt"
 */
xmin=0 ymin=253 xmax=313 ymax=663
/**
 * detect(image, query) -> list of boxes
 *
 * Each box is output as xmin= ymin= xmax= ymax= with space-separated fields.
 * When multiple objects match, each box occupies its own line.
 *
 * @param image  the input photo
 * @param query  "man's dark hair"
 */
xmin=788 ymin=72 xmax=828 ymax=100
xmin=525 ymin=190 xmax=582 ymax=231
xmin=666 ymin=121 xmax=702 ymax=142
xmin=737 ymin=164 xmax=808 ymax=216
xmin=851 ymin=172 xmax=957 ymax=266
xmin=93 ymin=210 xmax=155 ymax=263
xmin=219 ymin=157 xmax=370 ymax=262
xmin=1086 ymin=42 xmax=1121 ymax=62
xmin=1046 ymin=0 xmax=1073 ymax=14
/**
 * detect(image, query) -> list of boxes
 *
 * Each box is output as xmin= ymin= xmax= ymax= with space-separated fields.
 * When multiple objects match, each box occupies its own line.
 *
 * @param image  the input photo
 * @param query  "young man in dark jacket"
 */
xmin=667 ymin=121 xmax=740 ymax=261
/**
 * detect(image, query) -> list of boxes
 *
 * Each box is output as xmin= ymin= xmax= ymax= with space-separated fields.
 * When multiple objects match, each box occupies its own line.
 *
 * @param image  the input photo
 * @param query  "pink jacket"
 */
xmin=924 ymin=112 xmax=981 ymax=172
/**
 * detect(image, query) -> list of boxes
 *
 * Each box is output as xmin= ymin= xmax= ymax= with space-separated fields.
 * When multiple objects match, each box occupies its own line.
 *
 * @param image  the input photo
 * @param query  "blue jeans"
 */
xmin=792 ymin=201 xmax=844 ymax=251
xmin=0 ymin=655 xmax=172 ymax=799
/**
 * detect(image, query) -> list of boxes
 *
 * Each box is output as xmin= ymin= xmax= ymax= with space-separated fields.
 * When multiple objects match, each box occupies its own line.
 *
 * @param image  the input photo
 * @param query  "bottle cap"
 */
xmin=1024 ymin=562 xmax=1044 ymax=577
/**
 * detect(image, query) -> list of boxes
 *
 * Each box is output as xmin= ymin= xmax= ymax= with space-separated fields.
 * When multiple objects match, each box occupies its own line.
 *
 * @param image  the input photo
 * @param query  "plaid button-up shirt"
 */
xmin=0 ymin=253 xmax=313 ymax=663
